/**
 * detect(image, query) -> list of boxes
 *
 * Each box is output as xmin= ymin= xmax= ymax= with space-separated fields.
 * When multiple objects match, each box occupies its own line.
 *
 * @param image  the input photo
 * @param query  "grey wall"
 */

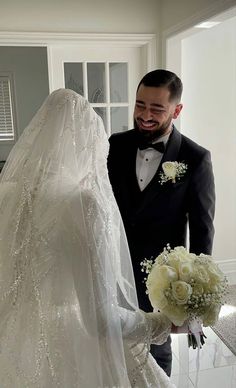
xmin=0 ymin=46 xmax=49 ymax=160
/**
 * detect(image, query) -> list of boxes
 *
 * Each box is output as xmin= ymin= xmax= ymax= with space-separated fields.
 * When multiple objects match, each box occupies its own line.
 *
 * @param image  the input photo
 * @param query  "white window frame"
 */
xmin=0 ymin=71 xmax=17 ymax=143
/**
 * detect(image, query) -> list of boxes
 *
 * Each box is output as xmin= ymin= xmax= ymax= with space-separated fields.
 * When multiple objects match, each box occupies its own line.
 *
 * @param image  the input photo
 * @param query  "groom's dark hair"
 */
xmin=137 ymin=69 xmax=183 ymax=102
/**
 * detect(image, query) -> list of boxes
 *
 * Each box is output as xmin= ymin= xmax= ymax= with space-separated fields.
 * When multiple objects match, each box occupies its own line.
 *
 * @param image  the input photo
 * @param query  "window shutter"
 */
xmin=0 ymin=76 xmax=15 ymax=141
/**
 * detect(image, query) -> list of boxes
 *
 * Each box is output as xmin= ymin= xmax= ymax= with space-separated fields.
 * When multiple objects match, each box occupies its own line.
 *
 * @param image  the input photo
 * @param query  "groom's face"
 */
xmin=133 ymin=84 xmax=182 ymax=141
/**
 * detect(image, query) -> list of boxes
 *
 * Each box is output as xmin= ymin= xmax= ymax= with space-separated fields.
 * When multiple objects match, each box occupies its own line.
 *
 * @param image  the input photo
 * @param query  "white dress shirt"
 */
xmin=136 ymin=132 xmax=171 ymax=191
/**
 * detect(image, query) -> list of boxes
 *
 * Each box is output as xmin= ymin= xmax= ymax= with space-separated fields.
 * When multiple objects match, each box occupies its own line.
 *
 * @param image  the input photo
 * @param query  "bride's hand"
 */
xmin=171 ymin=324 xmax=178 ymax=334
xmin=171 ymin=321 xmax=189 ymax=334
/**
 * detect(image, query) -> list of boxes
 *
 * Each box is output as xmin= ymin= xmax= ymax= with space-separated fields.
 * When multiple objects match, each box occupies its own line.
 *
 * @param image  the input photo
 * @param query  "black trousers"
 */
xmin=150 ymin=335 xmax=172 ymax=377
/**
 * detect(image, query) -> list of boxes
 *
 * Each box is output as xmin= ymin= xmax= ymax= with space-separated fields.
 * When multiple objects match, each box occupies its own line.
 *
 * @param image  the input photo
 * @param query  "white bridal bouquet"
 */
xmin=141 ymin=246 xmax=228 ymax=348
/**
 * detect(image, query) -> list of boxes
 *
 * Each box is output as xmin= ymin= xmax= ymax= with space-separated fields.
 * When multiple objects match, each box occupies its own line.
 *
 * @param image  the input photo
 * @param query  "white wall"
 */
xmin=0 ymin=0 xmax=161 ymax=34
xmin=180 ymin=16 xmax=236 ymax=265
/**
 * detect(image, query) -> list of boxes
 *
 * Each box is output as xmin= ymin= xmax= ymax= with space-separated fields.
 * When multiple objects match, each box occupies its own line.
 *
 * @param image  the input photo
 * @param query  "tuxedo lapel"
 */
xmin=160 ymin=126 xmax=182 ymax=165
xmin=135 ymin=126 xmax=182 ymax=214
xmin=124 ymin=132 xmax=141 ymax=192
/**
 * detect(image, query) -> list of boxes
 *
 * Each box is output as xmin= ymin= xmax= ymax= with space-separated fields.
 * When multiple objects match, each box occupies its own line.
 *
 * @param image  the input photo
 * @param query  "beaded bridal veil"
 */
xmin=0 ymin=89 xmax=174 ymax=388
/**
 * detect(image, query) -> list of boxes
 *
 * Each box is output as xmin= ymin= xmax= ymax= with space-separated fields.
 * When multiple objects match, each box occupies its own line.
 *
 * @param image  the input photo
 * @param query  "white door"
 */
xmin=47 ymin=44 xmax=142 ymax=135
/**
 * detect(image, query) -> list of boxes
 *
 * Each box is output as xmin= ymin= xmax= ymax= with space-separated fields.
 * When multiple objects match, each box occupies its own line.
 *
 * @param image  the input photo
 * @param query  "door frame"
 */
xmin=161 ymin=1 xmax=236 ymax=284
xmin=0 ymin=32 xmax=157 ymax=81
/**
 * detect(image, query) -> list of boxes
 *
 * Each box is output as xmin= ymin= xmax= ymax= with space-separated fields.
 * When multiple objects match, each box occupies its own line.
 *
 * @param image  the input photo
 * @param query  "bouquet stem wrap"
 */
xmin=188 ymin=319 xmax=204 ymax=388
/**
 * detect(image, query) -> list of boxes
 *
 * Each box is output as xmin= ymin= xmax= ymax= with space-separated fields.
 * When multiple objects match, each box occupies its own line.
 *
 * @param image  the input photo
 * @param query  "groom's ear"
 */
xmin=173 ymin=104 xmax=183 ymax=119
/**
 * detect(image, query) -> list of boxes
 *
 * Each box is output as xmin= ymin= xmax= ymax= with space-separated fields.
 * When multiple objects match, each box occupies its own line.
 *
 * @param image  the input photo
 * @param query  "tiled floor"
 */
xmin=170 ymin=326 xmax=236 ymax=388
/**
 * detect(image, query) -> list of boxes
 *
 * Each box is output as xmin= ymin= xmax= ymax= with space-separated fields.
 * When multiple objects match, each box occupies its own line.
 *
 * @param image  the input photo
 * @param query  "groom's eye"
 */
xmin=135 ymin=103 xmax=145 ymax=110
xmin=151 ymin=109 xmax=165 ymax=114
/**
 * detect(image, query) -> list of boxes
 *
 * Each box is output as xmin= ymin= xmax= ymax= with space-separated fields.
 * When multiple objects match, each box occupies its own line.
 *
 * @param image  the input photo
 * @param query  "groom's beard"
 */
xmin=134 ymin=116 xmax=172 ymax=142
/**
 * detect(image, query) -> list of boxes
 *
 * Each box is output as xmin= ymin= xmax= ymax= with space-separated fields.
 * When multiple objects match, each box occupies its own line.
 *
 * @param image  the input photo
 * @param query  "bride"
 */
xmin=0 ymin=89 xmax=176 ymax=387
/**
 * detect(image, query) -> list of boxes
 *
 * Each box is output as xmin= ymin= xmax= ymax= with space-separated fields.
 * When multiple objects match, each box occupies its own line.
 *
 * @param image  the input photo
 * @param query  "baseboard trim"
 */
xmin=216 ymin=259 xmax=236 ymax=285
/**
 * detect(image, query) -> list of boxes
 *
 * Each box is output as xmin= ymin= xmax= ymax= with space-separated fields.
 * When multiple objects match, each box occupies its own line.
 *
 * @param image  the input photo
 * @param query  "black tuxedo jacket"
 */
xmin=108 ymin=127 xmax=215 ymax=310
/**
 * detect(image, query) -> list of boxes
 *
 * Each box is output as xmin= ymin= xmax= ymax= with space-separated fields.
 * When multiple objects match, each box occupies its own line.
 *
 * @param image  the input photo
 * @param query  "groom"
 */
xmin=107 ymin=69 xmax=215 ymax=376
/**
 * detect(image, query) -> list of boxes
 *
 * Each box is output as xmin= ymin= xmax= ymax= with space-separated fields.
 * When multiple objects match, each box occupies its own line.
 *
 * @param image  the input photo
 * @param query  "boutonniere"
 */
xmin=159 ymin=161 xmax=188 ymax=185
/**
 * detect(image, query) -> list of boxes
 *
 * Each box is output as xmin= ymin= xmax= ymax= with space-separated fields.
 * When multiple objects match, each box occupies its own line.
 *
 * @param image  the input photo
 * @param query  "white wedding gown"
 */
xmin=0 ymin=89 xmax=175 ymax=387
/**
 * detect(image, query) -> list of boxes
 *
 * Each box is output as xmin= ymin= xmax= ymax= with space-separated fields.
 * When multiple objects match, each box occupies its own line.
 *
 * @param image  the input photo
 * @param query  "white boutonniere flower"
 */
xmin=159 ymin=161 xmax=188 ymax=184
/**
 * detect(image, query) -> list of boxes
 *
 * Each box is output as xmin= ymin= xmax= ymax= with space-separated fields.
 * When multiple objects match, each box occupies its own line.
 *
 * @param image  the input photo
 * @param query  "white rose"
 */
xmin=172 ymin=246 xmax=189 ymax=259
xmin=167 ymin=252 xmax=182 ymax=270
xmin=147 ymin=264 xmax=178 ymax=290
xmin=147 ymin=265 xmax=178 ymax=310
xmin=174 ymin=247 xmax=196 ymax=261
xmin=148 ymin=288 xmax=169 ymax=310
xmin=162 ymin=304 xmax=188 ymax=326
xmin=207 ymin=262 xmax=224 ymax=286
xmin=167 ymin=247 xmax=196 ymax=273
xmin=178 ymin=261 xmax=194 ymax=282
xmin=167 ymin=249 xmax=186 ymax=271
xmin=194 ymin=264 xmax=210 ymax=284
xmin=162 ymin=162 xmax=177 ymax=182
xmin=172 ymin=280 xmax=192 ymax=305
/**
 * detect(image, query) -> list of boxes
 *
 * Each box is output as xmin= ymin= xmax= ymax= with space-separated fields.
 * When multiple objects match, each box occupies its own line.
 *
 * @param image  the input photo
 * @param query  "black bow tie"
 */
xmin=138 ymin=141 xmax=165 ymax=153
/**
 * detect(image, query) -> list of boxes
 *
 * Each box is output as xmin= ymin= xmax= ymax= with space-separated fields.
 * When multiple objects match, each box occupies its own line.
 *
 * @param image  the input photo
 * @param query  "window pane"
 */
xmin=87 ymin=63 xmax=106 ymax=103
xmin=109 ymin=63 xmax=128 ymax=103
xmin=0 ymin=76 xmax=14 ymax=141
xmin=111 ymin=107 xmax=128 ymax=134
xmin=0 ymin=161 xmax=5 ymax=172
xmin=64 ymin=63 xmax=84 ymax=95
xmin=94 ymin=107 xmax=106 ymax=129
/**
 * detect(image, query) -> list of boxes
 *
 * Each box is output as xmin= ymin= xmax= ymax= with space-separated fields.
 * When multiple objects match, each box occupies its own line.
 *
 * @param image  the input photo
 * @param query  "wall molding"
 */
xmin=0 ymin=31 xmax=156 ymax=47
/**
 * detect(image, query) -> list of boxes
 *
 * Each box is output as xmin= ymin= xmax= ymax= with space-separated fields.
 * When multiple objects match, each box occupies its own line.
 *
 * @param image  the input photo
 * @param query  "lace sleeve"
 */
xmin=120 ymin=307 xmax=172 ymax=345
